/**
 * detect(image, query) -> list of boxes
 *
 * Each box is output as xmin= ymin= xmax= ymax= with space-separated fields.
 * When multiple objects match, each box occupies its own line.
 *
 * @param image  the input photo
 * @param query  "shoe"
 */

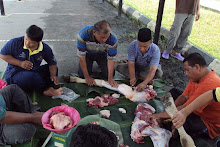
xmin=62 ymin=75 xmax=70 ymax=83
xmin=171 ymin=53 xmax=184 ymax=61
xmin=162 ymin=50 xmax=169 ymax=59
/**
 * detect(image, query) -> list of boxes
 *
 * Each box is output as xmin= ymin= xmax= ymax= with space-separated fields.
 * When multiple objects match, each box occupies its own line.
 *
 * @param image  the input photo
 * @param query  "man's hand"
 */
xmin=108 ymin=78 xmax=118 ymax=88
xmin=148 ymin=113 xmax=161 ymax=120
xmin=130 ymin=77 xmax=136 ymax=87
xmin=196 ymin=10 xmax=200 ymax=21
xmin=50 ymin=76 xmax=59 ymax=85
xmin=20 ymin=60 xmax=33 ymax=70
xmin=172 ymin=110 xmax=186 ymax=129
xmin=136 ymin=82 xmax=146 ymax=92
xmin=85 ymin=76 xmax=95 ymax=86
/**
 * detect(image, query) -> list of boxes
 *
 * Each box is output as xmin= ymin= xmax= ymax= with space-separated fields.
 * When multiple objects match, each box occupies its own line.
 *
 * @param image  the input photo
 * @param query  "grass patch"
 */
xmin=123 ymin=0 xmax=220 ymax=59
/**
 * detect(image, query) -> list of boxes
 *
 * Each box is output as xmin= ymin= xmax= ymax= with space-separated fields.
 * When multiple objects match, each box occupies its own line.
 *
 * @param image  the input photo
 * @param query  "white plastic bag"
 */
xmin=52 ymin=87 xmax=80 ymax=103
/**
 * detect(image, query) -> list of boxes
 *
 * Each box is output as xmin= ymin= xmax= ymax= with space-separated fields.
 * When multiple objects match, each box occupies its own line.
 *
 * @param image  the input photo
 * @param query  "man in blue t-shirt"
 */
xmin=0 ymin=25 xmax=62 ymax=96
xmin=0 ymin=85 xmax=43 ymax=145
xmin=117 ymin=28 xmax=163 ymax=91
xmin=76 ymin=20 xmax=118 ymax=87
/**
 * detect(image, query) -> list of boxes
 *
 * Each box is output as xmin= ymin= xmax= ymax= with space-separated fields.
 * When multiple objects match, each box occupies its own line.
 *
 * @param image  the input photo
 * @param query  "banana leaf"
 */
xmin=0 ymin=76 xmax=213 ymax=147
xmin=153 ymin=78 xmax=166 ymax=88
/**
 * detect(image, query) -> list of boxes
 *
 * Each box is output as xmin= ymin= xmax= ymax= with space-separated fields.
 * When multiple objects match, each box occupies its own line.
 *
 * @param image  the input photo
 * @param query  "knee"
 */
xmin=155 ymin=68 xmax=163 ymax=78
xmin=3 ymin=123 xmax=36 ymax=145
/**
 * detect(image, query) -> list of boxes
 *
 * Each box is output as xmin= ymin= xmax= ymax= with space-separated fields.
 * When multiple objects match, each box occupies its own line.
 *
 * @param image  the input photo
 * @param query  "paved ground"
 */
xmin=201 ymin=0 xmax=220 ymax=13
xmin=0 ymin=0 xmax=141 ymax=78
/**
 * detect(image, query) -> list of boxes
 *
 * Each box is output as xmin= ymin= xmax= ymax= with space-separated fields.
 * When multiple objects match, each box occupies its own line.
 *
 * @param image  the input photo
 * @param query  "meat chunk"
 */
xmin=87 ymin=93 xmax=119 ymax=108
xmin=50 ymin=112 xmax=73 ymax=130
xmin=131 ymin=103 xmax=172 ymax=146
xmin=118 ymin=84 xmax=157 ymax=102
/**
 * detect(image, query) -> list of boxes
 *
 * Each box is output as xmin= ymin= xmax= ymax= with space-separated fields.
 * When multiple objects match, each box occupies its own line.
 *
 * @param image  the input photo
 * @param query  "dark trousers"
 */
xmin=0 ymin=85 xmax=40 ymax=145
xmin=169 ymin=88 xmax=208 ymax=137
xmin=78 ymin=53 xmax=109 ymax=80
xmin=6 ymin=64 xmax=57 ymax=92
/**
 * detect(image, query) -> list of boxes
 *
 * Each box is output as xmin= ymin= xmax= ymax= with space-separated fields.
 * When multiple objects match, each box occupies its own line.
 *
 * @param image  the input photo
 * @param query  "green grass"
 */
xmin=123 ymin=0 xmax=220 ymax=59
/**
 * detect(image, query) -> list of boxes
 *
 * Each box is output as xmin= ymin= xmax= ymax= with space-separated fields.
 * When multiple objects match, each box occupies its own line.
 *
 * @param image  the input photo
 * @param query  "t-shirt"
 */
xmin=0 ymin=37 xmax=57 ymax=80
xmin=175 ymin=0 xmax=198 ymax=15
xmin=183 ymin=71 xmax=220 ymax=138
xmin=77 ymin=26 xmax=118 ymax=60
xmin=128 ymin=40 xmax=160 ymax=67
xmin=213 ymin=87 xmax=220 ymax=102
xmin=0 ymin=94 xmax=6 ymax=121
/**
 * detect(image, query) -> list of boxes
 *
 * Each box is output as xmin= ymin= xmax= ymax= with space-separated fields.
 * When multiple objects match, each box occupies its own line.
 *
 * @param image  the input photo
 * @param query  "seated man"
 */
xmin=117 ymin=28 xmax=162 ymax=91
xmin=70 ymin=124 xmax=118 ymax=147
xmin=0 ymin=25 xmax=62 ymax=96
xmin=0 ymin=84 xmax=43 ymax=145
xmin=173 ymin=87 xmax=220 ymax=129
xmin=150 ymin=53 xmax=220 ymax=139
xmin=77 ymin=20 xmax=118 ymax=87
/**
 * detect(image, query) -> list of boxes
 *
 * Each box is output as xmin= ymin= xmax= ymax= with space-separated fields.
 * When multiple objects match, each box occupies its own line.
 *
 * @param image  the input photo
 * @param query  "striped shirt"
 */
xmin=77 ymin=26 xmax=118 ymax=60
xmin=0 ymin=93 xmax=6 ymax=120
xmin=213 ymin=87 xmax=220 ymax=102
xmin=128 ymin=40 xmax=160 ymax=67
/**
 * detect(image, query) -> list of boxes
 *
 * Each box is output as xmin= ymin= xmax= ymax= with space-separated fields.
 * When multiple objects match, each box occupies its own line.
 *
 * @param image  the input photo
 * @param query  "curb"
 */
xmin=106 ymin=0 xmax=217 ymax=65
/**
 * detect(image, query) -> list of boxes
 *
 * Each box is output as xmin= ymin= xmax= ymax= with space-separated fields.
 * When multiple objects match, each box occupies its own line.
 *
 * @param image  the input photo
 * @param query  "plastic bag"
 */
xmin=52 ymin=87 xmax=80 ymax=103
xmin=41 ymin=105 xmax=81 ymax=133
xmin=0 ymin=78 xmax=7 ymax=89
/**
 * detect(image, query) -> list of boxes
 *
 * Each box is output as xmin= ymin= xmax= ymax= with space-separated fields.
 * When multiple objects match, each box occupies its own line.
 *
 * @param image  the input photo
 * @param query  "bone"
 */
xmin=161 ymin=93 xmax=196 ymax=147
xmin=69 ymin=76 xmax=105 ymax=87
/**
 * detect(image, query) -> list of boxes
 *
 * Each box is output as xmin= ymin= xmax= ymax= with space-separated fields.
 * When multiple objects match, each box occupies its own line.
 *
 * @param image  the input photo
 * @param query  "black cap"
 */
xmin=138 ymin=28 xmax=152 ymax=42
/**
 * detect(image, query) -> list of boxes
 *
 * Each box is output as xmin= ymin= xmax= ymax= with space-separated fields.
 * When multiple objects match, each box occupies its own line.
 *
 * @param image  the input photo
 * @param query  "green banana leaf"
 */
xmin=153 ymin=78 xmax=166 ymax=88
xmin=0 ymin=72 xmax=214 ymax=147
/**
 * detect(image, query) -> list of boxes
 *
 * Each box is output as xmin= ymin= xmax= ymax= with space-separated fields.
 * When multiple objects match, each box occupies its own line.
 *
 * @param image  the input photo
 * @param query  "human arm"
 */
xmin=172 ymin=90 xmax=214 ymax=128
xmin=49 ymin=65 xmax=59 ymax=85
xmin=79 ymin=56 xmax=95 ymax=86
xmin=149 ymin=94 xmax=187 ymax=119
xmin=128 ymin=61 xmax=136 ymax=86
xmin=0 ymin=54 xmax=33 ymax=70
xmin=195 ymin=0 xmax=200 ymax=21
xmin=136 ymin=65 xmax=157 ymax=91
xmin=0 ymin=111 xmax=44 ymax=125
xmin=107 ymin=59 xmax=118 ymax=87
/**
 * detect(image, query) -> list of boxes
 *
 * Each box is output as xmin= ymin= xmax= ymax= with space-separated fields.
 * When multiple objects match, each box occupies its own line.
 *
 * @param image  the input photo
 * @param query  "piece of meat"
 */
xmin=50 ymin=112 xmax=73 ymax=130
xmin=87 ymin=94 xmax=119 ymax=108
xmin=119 ymin=144 xmax=129 ymax=147
xmin=118 ymin=84 xmax=157 ymax=102
xmin=131 ymin=103 xmax=172 ymax=146
xmin=119 ymin=108 xmax=126 ymax=113
xmin=100 ymin=110 xmax=111 ymax=118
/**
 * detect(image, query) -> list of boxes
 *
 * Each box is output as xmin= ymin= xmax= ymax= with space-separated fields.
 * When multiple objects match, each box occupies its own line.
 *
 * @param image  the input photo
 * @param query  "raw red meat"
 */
xmin=131 ymin=103 xmax=172 ymax=146
xmin=87 ymin=93 xmax=119 ymax=108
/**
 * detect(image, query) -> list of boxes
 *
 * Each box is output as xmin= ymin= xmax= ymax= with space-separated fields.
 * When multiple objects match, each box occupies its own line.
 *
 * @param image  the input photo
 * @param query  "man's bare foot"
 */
xmin=33 ymin=102 xmax=38 ymax=105
xmin=43 ymin=87 xmax=63 ymax=96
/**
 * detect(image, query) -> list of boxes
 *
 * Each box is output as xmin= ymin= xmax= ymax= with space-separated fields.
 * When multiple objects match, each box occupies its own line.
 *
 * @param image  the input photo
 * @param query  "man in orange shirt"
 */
xmin=150 ymin=53 xmax=220 ymax=139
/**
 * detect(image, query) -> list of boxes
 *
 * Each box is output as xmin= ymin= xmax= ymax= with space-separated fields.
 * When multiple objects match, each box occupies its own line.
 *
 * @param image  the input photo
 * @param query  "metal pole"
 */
xmin=118 ymin=0 xmax=122 ymax=17
xmin=0 ymin=0 xmax=5 ymax=16
xmin=153 ymin=0 xmax=165 ymax=45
